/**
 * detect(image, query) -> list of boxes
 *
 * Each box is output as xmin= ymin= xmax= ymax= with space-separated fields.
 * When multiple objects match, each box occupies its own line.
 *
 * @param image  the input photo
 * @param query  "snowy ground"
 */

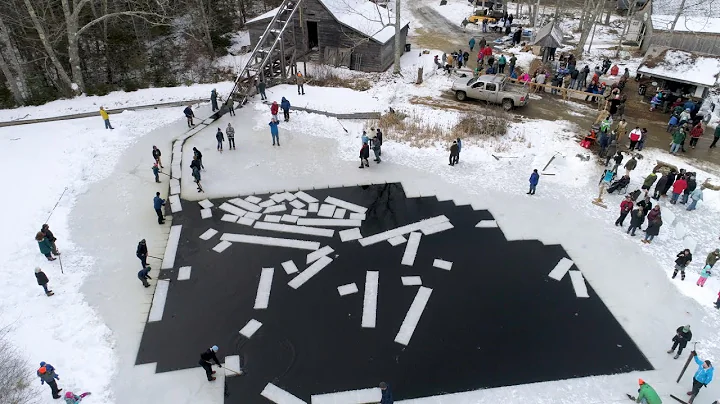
xmin=4 ymin=2 xmax=720 ymax=403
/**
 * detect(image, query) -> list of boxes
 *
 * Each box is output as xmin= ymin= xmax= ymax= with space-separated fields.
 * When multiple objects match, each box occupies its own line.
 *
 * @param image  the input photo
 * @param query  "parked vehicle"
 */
xmin=451 ymin=74 xmax=529 ymax=110
xmin=468 ymin=9 xmax=498 ymax=24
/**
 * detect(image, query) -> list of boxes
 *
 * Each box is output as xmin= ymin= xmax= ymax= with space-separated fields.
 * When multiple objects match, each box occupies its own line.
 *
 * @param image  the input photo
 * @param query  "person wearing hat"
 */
xmin=635 ymin=379 xmax=661 ymax=404
xmin=64 ymin=391 xmax=91 ymax=403
xmin=138 ymin=266 xmax=152 ymax=288
xmin=668 ymin=325 xmax=692 ymax=359
xmin=41 ymin=224 xmax=60 ymax=256
xmin=37 ymin=363 xmax=62 ymax=399
xmin=153 ymin=192 xmax=166 ymax=225
xmin=706 ymin=249 xmax=720 ymax=268
xmin=136 ymin=239 xmax=148 ymax=270
xmin=199 ymin=345 xmax=222 ymax=381
xmin=296 ymin=73 xmax=305 ymax=95
xmin=370 ymin=133 xmax=382 ymax=163
xmin=615 ymin=195 xmax=634 ymax=226
xmin=210 ymin=88 xmax=219 ymax=112
xmin=688 ymin=350 xmax=714 ymax=401
xmin=673 ymin=249 xmax=693 ymax=280
xmin=35 ymin=267 xmax=54 ymax=296
xmin=380 ymin=381 xmax=393 ymax=404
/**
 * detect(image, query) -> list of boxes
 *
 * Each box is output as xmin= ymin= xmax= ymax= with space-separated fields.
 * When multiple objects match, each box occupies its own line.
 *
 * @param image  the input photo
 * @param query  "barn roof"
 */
xmin=638 ymin=45 xmax=720 ymax=87
xmin=532 ymin=22 xmax=563 ymax=48
xmin=246 ymin=0 xmax=409 ymax=44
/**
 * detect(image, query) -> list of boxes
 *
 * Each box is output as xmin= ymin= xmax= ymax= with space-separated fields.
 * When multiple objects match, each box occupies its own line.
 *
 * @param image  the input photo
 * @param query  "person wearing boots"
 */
xmin=41 ymin=224 xmax=60 ymax=256
xmin=687 ymin=351 xmax=714 ymax=402
xmin=37 ymin=364 xmax=62 ymax=399
xmin=359 ymin=142 xmax=370 ymax=168
xmin=673 ymin=249 xmax=693 ymax=280
xmin=138 ymin=267 xmax=152 ymax=287
xmin=34 ymin=267 xmax=54 ymax=296
xmin=528 ymin=169 xmax=539 ymax=195
xmin=199 ymin=345 xmax=222 ymax=381
xmin=667 ymin=325 xmax=692 ymax=359
xmin=449 ymin=141 xmax=459 ymax=166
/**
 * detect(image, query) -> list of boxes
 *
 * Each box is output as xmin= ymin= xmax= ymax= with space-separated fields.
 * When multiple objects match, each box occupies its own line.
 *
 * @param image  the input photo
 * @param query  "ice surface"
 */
xmin=221 ymin=214 xmax=239 ymax=223
xmin=221 ymin=233 xmax=321 ymax=250
xmin=254 ymin=268 xmax=274 ymax=309
xmin=281 ymin=260 xmax=299 ymax=275
xmin=675 ymin=222 xmax=687 ymax=239
xmin=401 ymin=276 xmax=422 ymax=286
xmin=264 ymin=214 xmax=282 ymax=223
xmin=295 ymin=191 xmax=319 ymax=203
xmin=349 ymin=213 xmax=366 ymax=220
xmin=281 ymin=214 xmax=300 ymax=223
xmin=317 ymin=204 xmax=336 ymax=217
xmin=288 ymin=256 xmax=333 ymax=289
xmin=388 ymin=235 xmax=407 ymax=246
xmin=475 ymin=220 xmax=498 ymax=228
xmin=339 ymin=228 xmax=363 ymax=242
xmin=199 ymin=228 xmax=218 ymax=240
xmin=432 ymin=259 xmax=453 ymax=271
xmin=306 ymin=246 xmax=335 ymax=264
xmin=162 ymin=225 xmax=182 ymax=269
xmin=308 ymin=203 xmax=319 ymax=213
xmin=401 ymin=232 xmax=422 ymax=266
xmin=311 ymin=387 xmax=381 ymax=404
xmin=239 ymin=319 xmax=263 ymax=338
xmin=548 ymin=258 xmax=574 ymax=281
xmin=245 ymin=212 xmax=262 ymax=220
xmin=237 ymin=217 xmax=255 ymax=226
xmin=333 ymin=208 xmax=347 ymax=219
xmin=148 ymin=280 xmax=171 ymax=322
xmin=290 ymin=199 xmax=306 ymax=209
xmin=255 ymin=221 xmax=335 ymax=238
xmin=338 ymin=283 xmax=359 ymax=296
xmin=359 ymin=216 xmax=449 ymax=246
xmin=361 ymin=271 xmax=379 ymax=328
xmin=292 ymin=209 xmax=309 ymax=217
xmin=395 ymin=287 xmax=433 ymax=346
xmin=245 ymin=195 xmax=262 ymax=204
xmin=569 ymin=271 xmax=590 ymax=298
xmin=296 ymin=218 xmax=362 ymax=227
xmin=261 ymin=382 xmax=306 ymax=404
xmin=177 ymin=266 xmax=192 ymax=281
xmin=198 ymin=199 xmax=214 ymax=209
xmin=219 ymin=202 xmax=247 ymax=217
xmin=201 ymin=208 xmax=212 ymax=219
xmin=212 ymin=240 xmax=233 ymax=253
xmin=324 ymin=196 xmax=368 ymax=214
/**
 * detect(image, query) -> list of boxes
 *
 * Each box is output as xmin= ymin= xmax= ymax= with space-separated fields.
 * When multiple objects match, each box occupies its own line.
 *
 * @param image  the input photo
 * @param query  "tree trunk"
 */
xmin=576 ymin=0 xmax=603 ymax=54
xmin=604 ymin=0 xmax=611 ymax=25
xmin=670 ymin=0 xmax=686 ymax=31
xmin=393 ymin=0 xmax=401 ymax=74
xmin=22 ymin=0 xmax=74 ymax=95
xmin=578 ymin=0 xmax=591 ymax=31
xmin=0 ymin=14 xmax=27 ymax=102
xmin=615 ymin=0 xmax=636 ymax=57
xmin=60 ymin=0 xmax=84 ymax=93
xmin=0 ymin=52 xmax=24 ymax=105
xmin=197 ymin=0 xmax=215 ymax=57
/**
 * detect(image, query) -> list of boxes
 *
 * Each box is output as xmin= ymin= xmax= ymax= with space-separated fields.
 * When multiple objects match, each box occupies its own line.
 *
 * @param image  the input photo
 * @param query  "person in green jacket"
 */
xmin=35 ymin=232 xmax=56 ymax=261
xmin=636 ymin=378 xmax=662 ymax=404
xmin=706 ymin=249 xmax=720 ymax=268
xmin=642 ymin=172 xmax=658 ymax=191
xmin=711 ymin=125 xmax=720 ymax=148
xmin=671 ymin=129 xmax=686 ymax=154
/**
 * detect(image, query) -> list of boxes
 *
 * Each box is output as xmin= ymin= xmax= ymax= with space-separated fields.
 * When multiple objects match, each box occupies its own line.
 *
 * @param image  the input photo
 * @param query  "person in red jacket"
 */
xmin=690 ymin=123 xmax=704 ymax=149
xmin=270 ymin=101 xmax=279 ymax=120
xmin=671 ymin=175 xmax=688 ymax=204
xmin=615 ymin=195 xmax=634 ymax=226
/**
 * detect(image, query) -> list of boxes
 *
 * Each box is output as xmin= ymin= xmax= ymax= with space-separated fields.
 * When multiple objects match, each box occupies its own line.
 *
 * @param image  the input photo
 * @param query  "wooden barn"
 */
xmin=245 ymin=0 xmax=409 ymax=72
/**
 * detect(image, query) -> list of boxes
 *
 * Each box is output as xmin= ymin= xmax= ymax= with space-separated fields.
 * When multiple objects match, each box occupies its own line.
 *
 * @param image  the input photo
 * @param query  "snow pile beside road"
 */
xmin=0 ymin=109 xmax=178 ymax=403
xmin=0 ymin=82 xmax=234 ymax=122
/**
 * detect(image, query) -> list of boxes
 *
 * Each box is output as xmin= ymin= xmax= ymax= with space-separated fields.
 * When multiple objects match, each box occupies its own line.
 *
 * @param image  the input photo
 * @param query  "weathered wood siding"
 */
xmin=245 ymin=0 xmax=409 ymax=72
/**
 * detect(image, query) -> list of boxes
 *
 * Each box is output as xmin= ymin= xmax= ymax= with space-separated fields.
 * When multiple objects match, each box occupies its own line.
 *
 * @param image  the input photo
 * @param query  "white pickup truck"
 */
xmin=451 ymin=74 xmax=529 ymax=111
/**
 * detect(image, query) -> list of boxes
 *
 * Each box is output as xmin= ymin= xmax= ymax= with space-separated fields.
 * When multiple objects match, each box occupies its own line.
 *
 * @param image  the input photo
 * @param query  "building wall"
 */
xmin=643 ymin=29 xmax=720 ymax=55
xmin=245 ymin=0 xmax=408 ymax=72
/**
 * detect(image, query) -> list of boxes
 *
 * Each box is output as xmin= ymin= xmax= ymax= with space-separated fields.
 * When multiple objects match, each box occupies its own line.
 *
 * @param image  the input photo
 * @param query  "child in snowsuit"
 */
xmin=35 ymin=267 xmax=53 ymax=296
xmin=673 ymin=249 xmax=693 ymax=280
xmin=138 ymin=267 xmax=152 ymax=287
xmin=64 ymin=391 xmax=91 ymax=403
xmin=698 ymin=265 xmax=712 ymax=287
xmin=269 ymin=119 xmax=280 ymax=146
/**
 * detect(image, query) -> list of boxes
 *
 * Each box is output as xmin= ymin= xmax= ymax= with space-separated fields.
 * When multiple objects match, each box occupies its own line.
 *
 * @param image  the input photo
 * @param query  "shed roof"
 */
xmin=638 ymin=45 xmax=720 ymax=87
xmin=246 ymin=0 xmax=409 ymax=44
xmin=532 ymin=22 xmax=563 ymax=48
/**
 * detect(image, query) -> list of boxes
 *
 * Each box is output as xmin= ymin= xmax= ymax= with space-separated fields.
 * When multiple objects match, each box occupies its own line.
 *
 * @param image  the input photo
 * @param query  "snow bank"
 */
xmin=0 ymin=82 xmax=234 ymax=122
xmin=265 ymin=84 xmax=387 ymax=113
xmin=0 ymin=109 xmax=178 ymax=403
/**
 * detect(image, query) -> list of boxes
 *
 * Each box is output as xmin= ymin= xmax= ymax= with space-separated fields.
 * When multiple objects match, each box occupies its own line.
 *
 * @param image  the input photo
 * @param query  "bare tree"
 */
xmin=0 ymin=324 xmax=38 ymax=404
xmin=393 ymin=0 xmax=401 ymax=74
xmin=576 ymin=0 xmax=604 ymax=53
xmin=0 ymin=14 xmax=27 ymax=104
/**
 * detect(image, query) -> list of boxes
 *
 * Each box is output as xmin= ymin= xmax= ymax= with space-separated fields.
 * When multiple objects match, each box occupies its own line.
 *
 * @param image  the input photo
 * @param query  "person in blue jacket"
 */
xmin=138 ymin=267 xmax=152 ymax=288
xmin=153 ymin=192 xmax=165 ymax=225
xmin=528 ymin=169 xmax=539 ymax=195
xmin=454 ymin=138 xmax=462 ymax=164
xmin=688 ymin=350 xmax=714 ymax=400
xmin=269 ymin=118 xmax=280 ymax=146
xmin=280 ymin=97 xmax=291 ymax=122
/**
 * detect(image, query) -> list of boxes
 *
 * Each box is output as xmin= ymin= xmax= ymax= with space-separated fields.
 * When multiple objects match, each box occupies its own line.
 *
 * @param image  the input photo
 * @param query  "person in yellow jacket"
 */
xmin=99 ymin=106 xmax=114 ymax=130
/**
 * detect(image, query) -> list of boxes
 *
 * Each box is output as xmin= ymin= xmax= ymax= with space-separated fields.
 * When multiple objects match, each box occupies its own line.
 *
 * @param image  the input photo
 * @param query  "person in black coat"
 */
xmin=34 ymin=267 xmax=53 ymax=296
xmin=653 ymin=173 xmax=668 ymax=200
xmin=449 ymin=141 xmax=459 ymax=166
xmin=672 ymin=249 xmax=693 ymax=280
xmin=184 ymin=105 xmax=195 ymax=127
xmin=682 ymin=175 xmax=697 ymax=204
xmin=359 ymin=143 xmax=370 ymax=168
xmin=642 ymin=217 xmax=662 ymax=244
xmin=136 ymin=239 xmax=148 ymax=269
xmin=380 ymin=382 xmax=393 ymax=404
xmin=138 ymin=267 xmax=151 ymax=287
xmin=661 ymin=170 xmax=677 ymax=197
xmin=41 ymin=224 xmax=60 ymax=255
xmin=152 ymin=146 xmax=163 ymax=168
xmin=193 ymin=147 xmax=204 ymax=169
xmin=627 ymin=209 xmax=644 ymax=236
xmin=199 ymin=346 xmax=221 ymax=381
xmin=668 ymin=325 xmax=692 ymax=359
